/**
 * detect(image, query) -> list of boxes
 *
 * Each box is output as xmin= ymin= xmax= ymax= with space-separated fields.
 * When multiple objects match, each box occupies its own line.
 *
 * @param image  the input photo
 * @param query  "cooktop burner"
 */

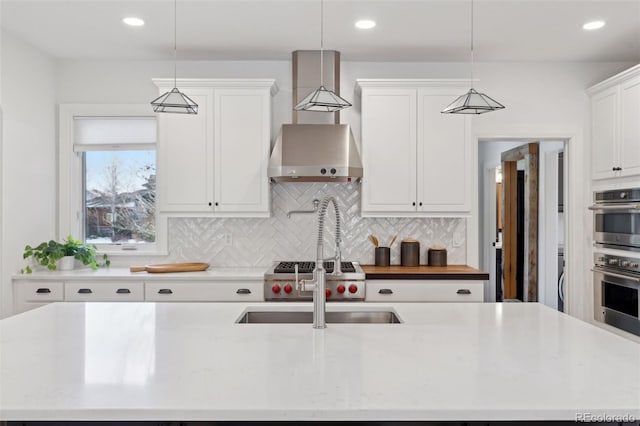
xmin=274 ymin=261 xmax=356 ymax=274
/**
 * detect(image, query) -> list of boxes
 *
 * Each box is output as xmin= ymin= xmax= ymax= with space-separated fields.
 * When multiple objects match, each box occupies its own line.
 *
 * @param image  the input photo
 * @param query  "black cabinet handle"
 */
xmin=215 ymin=202 xmax=219 ymax=206
xmin=236 ymin=288 xmax=252 ymax=294
xmin=419 ymin=202 xmax=423 ymax=206
xmin=78 ymin=288 xmax=93 ymax=294
xmin=379 ymin=288 xmax=393 ymax=295
xmin=208 ymin=202 xmax=212 ymax=206
xmin=412 ymin=202 xmax=416 ymax=206
xmin=116 ymin=288 xmax=131 ymax=294
xmin=158 ymin=289 xmax=173 ymax=294
xmin=456 ymin=289 xmax=472 ymax=295
xmin=36 ymin=288 xmax=51 ymax=294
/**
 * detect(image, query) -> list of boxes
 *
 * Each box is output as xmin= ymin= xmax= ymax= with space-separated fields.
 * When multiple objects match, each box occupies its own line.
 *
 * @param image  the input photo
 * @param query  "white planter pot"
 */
xmin=57 ymin=256 xmax=75 ymax=271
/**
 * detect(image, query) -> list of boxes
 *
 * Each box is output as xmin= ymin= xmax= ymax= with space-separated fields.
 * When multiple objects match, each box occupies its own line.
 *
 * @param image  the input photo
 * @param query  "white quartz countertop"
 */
xmin=1 ymin=302 xmax=639 ymax=422
xmin=12 ymin=266 xmax=267 ymax=281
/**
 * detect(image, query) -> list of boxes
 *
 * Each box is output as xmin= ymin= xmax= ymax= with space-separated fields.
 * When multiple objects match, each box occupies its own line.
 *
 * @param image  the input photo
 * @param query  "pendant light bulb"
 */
xmin=151 ymin=0 xmax=198 ymax=114
xmin=441 ymin=0 xmax=504 ymax=114
xmin=294 ymin=0 xmax=352 ymax=112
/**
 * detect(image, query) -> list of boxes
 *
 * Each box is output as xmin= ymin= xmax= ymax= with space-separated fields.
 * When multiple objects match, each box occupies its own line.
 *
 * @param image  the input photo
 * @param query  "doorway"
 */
xmin=479 ymin=139 xmax=565 ymax=308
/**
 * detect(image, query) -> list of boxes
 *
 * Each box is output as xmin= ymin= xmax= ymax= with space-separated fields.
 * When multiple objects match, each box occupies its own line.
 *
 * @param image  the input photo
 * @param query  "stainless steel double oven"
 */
xmin=590 ymin=188 xmax=640 ymax=336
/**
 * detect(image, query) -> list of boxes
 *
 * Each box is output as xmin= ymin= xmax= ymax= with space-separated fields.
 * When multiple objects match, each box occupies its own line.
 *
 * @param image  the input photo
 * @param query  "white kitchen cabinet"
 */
xmin=357 ymin=80 xmax=472 ymax=216
xmin=365 ymin=280 xmax=484 ymax=302
xmin=145 ymin=281 xmax=263 ymax=302
xmin=588 ymin=65 xmax=640 ymax=180
xmin=154 ymin=79 xmax=277 ymax=216
xmin=13 ymin=281 xmax=64 ymax=314
xmin=64 ymin=281 xmax=144 ymax=302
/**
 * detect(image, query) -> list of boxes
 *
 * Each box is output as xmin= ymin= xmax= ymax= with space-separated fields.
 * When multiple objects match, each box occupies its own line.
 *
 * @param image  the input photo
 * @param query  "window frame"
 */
xmin=59 ymin=104 xmax=167 ymax=255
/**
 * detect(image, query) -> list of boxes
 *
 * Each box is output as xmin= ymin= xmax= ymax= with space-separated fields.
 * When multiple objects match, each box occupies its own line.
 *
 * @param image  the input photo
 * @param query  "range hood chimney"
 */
xmin=268 ymin=51 xmax=363 ymax=183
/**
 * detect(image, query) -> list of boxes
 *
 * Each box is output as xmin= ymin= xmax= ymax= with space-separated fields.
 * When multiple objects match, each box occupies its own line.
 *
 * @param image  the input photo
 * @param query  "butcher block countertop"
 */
xmin=362 ymin=264 xmax=489 ymax=280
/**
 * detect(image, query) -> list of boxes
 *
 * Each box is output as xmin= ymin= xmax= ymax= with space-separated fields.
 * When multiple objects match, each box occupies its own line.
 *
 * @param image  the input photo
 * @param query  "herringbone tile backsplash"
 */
xmin=165 ymin=183 xmax=466 ymax=267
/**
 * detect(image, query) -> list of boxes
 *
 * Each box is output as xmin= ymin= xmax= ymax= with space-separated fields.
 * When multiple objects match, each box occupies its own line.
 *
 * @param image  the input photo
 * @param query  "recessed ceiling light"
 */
xmin=583 ymin=20 xmax=605 ymax=31
xmin=123 ymin=17 xmax=145 ymax=27
xmin=355 ymin=19 xmax=376 ymax=30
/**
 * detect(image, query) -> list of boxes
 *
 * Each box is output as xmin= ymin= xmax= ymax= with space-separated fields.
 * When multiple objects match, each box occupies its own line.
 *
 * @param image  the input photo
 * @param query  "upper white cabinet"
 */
xmin=588 ymin=65 xmax=640 ymax=180
xmin=357 ymin=80 xmax=472 ymax=216
xmin=154 ymin=79 xmax=277 ymax=216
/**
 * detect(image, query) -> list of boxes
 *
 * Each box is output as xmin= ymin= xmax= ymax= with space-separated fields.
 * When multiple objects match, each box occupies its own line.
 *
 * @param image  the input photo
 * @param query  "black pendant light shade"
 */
xmin=150 ymin=0 xmax=198 ymax=114
xmin=151 ymin=88 xmax=199 ymax=114
xmin=441 ymin=88 xmax=505 ymax=114
xmin=294 ymin=85 xmax=352 ymax=112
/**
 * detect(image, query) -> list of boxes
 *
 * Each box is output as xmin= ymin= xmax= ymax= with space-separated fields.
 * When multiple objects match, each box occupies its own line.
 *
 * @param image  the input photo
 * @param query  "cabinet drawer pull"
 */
xmin=236 ymin=288 xmax=252 ymax=294
xmin=456 ymin=289 xmax=472 ymax=295
xmin=116 ymin=288 xmax=131 ymax=294
xmin=158 ymin=289 xmax=173 ymax=295
xmin=378 ymin=288 xmax=393 ymax=295
xmin=36 ymin=288 xmax=51 ymax=294
xmin=78 ymin=288 xmax=93 ymax=294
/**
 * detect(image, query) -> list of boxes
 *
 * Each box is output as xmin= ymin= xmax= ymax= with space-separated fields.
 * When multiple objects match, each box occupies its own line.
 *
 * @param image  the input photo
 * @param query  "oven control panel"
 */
xmin=264 ymin=281 xmax=365 ymax=301
xmin=594 ymin=253 xmax=640 ymax=273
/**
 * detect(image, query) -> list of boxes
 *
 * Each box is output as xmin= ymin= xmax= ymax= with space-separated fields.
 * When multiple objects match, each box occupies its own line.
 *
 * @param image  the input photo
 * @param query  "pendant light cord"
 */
xmin=470 ymin=0 xmax=474 ymax=89
xmin=320 ymin=0 xmax=324 ymax=87
xmin=173 ymin=0 xmax=177 ymax=88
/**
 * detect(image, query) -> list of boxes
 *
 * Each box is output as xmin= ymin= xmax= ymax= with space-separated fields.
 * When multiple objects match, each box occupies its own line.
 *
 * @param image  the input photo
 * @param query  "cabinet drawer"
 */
xmin=365 ymin=281 xmax=483 ymax=302
xmin=145 ymin=281 xmax=263 ymax=302
xmin=64 ymin=281 xmax=144 ymax=302
xmin=17 ymin=281 xmax=64 ymax=302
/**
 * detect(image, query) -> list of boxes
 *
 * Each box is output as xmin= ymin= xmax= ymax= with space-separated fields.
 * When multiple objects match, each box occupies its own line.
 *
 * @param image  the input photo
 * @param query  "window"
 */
xmin=83 ymin=149 xmax=156 ymax=245
xmin=60 ymin=106 xmax=166 ymax=254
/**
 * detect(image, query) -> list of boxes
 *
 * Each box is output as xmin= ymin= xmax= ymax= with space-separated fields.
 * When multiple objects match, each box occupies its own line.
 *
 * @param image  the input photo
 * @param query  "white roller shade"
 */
xmin=73 ymin=117 xmax=156 ymax=152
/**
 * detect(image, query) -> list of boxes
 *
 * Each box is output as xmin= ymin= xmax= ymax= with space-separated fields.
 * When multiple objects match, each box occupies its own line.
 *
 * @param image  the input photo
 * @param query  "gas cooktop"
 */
xmin=273 ymin=261 xmax=357 ymax=274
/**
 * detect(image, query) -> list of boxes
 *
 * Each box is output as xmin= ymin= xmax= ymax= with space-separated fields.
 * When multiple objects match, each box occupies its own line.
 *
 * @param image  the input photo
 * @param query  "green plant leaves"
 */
xmin=21 ymin=236 xmax=109 ymax=274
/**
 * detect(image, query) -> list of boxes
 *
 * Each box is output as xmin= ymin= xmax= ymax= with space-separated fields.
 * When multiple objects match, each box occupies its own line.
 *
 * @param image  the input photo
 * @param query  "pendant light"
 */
xmin=294 ymin=0 xmax=352 ymax=112
xmin=151 ymin=0 xmax=198 ymax=114
xmin=441 ymin=0 xmax=504 ymax=114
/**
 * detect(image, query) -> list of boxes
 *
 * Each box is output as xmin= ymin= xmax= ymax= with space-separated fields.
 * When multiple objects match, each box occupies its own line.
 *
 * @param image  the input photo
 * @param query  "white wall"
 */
xmin=0 ymin=31 xmax=56 ymax=318
xmin=9 ymin=52 xmax=638 ymax=321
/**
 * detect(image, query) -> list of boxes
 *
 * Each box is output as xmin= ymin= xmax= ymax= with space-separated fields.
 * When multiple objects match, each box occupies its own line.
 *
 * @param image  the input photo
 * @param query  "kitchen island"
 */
xmin=1 ymin=302 xmax=639 ymax=423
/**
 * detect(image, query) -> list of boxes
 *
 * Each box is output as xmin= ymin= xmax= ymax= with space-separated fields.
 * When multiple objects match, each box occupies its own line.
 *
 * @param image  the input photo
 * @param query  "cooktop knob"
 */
xmin=283 ymin=284 xmax=293 ymax=294
xmin=272 ymin=284 xmax=281 ymax=294
xmin=608 ymin=258 xmax=620 ymax=266
xmin=325 ymin=288 xmax=332 ymax=298
xmin=337 ymin=284 xmax=346 ymax=294
xmin=621 ymin=260 xmax=631 ymax=267
xmin=320 ymin=168 xmax=327 ymax=175
xmin=631 ymin=262 xmax=640 ymax=268
xmin=348 ymin=284 xmax=358 ymax=294
xmin=330 ymin=168 xmax=337 ymax=175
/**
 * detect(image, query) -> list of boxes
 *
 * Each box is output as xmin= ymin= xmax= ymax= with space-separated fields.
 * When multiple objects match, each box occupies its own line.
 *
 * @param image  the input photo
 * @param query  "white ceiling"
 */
xmin=2 ymin=0 xmax=640 ymax=63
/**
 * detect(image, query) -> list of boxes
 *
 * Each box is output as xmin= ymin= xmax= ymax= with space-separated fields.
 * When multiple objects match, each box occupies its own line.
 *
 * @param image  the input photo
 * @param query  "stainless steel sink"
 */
xmin=236 ymin=310 xmax=402 ymax=324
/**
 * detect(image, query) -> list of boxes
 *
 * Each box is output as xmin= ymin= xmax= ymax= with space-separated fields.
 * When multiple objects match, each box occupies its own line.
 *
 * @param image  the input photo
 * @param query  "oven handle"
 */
xmin=588 ymin=203 xmax=640 ymax=211
xmin=591 ymin=267 xmax=640 ymax=283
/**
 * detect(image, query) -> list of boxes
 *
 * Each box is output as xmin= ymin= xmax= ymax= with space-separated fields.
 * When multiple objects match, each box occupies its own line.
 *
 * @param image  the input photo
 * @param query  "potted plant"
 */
xmin=21 ymin=235 xmax=110 ymax=273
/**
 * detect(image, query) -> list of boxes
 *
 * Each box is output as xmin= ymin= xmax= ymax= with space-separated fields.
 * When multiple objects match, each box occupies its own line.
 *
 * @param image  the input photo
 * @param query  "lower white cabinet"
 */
xmin=145 ymin=281 xmax=263 ymax=302
xmin=13 ymin=281 xmax=64 ymax=314
xmin=12 ymin=279 xmax=265 ymax=315
xmin=64 ymin=281 xmax=144 ymax=302
xmin=365 ymin=280 xmax=484 ymax=302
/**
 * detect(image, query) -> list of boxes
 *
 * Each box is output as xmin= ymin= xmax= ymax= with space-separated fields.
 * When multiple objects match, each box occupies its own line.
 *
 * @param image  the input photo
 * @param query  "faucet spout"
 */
xmin=310 ymin=196 xmax=342 ymax=329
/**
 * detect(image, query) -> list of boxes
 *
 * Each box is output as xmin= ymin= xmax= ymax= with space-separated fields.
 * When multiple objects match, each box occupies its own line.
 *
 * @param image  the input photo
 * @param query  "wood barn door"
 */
xmin=501 ymin=143 xmax=539 ymax=302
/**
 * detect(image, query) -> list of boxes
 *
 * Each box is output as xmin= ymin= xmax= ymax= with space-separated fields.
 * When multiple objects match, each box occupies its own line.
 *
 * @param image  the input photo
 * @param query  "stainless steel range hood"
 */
xmin=268 ymin=124 xmax=362 ymax=182
xmin=268 ymin=51 xmax=362 ymax=183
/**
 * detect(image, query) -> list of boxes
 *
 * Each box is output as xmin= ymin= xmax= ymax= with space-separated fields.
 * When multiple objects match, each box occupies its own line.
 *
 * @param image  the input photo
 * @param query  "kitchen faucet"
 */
xmin=295 ymin=196 xmax=343 ymax=329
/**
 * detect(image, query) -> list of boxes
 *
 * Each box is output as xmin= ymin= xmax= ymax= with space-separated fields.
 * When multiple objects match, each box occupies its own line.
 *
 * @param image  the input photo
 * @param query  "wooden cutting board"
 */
xmin=129 ymin=262 xmax=209 ymax=273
